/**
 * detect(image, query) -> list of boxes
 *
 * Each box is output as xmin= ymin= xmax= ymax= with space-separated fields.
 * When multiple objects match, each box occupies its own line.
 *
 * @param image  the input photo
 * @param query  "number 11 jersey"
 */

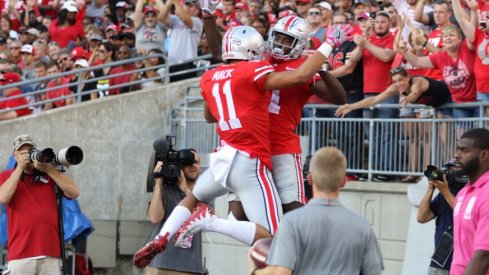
xmin=200 ymin=60 xmax=275 ymax=168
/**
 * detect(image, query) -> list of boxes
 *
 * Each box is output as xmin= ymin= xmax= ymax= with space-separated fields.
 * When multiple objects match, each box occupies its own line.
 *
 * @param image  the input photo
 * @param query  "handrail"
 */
xmin=0 ymin=53 xmax=217 ymax=114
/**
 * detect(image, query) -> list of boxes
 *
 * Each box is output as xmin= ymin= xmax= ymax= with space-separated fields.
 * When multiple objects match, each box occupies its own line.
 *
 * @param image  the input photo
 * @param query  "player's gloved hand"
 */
xmin=200 ymin=0 xmax=220 ymax=14
xmin=326 ymin=27 xmax=345 ymax=48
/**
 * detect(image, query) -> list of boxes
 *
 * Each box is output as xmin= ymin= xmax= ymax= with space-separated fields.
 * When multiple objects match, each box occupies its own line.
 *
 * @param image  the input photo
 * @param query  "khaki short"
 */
xmin=7 ymin=257 xmax=61 ymax=275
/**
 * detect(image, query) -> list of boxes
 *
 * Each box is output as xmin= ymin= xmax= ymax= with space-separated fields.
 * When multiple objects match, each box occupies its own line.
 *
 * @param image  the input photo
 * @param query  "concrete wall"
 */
xmin=0 ymin=80 xmax=420 ymax=274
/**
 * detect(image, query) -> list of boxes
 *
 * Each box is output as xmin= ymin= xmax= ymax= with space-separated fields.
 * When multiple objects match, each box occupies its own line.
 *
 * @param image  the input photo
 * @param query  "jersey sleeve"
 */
xmin=361 ymin=228 xmax=384 ymax=275
xmin=252 ymin=61 xmax=275 ymax=91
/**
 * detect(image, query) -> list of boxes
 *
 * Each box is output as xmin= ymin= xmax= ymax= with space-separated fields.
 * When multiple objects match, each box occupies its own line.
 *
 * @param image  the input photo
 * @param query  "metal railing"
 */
xmin=169 ymin=91 xmax=489 ymax=181
xmin=0 ymin=53 xmax=217 ymax=115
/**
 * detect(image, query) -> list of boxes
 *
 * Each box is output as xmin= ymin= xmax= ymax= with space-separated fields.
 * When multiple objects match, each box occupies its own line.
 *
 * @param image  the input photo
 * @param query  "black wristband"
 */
xmin=422 ymin=41 xmax=428 ymax=48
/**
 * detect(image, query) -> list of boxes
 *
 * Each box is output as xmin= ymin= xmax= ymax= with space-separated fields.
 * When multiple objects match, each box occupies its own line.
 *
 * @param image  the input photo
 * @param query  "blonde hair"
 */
xmin=309 ymin=147 xmax=347 ymax=193
xmin=441 ymin=25 xmax=462 ymax=39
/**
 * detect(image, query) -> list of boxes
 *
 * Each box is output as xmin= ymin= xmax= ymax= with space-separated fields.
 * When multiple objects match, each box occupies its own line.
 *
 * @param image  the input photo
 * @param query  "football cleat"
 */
xmin=174 ymin=203 xmax=217 ymax=248
xmin=133 ymin=232 xmax=169 ymax=268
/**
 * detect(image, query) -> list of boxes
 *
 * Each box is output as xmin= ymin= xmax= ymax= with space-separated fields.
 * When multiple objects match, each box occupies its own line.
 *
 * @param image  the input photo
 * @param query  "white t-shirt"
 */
xmin=394 ymin=0 xmax=433 ymax=42
xmin=166 ymin=15 xmax=203 ymax=64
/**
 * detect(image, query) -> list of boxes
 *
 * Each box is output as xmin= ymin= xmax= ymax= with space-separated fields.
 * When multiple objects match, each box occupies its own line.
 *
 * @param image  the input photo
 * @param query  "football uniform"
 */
xmin=267 ymin=57 xmax=318 ymax=204
xmin=196 ymin=60 xmax=283 ymax=234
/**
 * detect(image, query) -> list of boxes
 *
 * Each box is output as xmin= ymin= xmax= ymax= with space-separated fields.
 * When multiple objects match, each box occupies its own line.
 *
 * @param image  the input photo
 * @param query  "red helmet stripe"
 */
xmin=283 ymin=16 xmax=298 ymax=32
xmin=224 ymin=28 xmax=236 ymax=53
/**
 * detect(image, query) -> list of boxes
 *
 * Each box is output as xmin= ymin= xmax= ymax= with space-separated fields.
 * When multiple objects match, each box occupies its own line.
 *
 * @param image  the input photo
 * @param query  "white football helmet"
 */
xmin=221 ymin=26 xmax=266 ymax=62
xmin=267 ymin=15 xmax=310 ymax=60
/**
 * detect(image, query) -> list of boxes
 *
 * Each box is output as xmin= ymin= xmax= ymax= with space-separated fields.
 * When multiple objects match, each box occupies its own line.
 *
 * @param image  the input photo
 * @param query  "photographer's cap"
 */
xmin=13 ymin=134 xmax=36 ymax=151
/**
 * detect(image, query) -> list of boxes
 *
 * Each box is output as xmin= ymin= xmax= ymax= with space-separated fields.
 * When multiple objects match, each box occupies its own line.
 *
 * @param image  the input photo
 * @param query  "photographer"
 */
xmin=0 ymin=135 xmax=80 ymax=274
xmin=146 ymin=149 xmax=208 ymax=275
xmin=417 ymin=164 xmax=464 ymax=274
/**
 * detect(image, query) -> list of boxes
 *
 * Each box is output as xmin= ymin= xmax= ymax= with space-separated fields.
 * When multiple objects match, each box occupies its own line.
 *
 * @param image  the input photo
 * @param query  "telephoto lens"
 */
xmin=29 ymin=148 xmax=56 ymax=163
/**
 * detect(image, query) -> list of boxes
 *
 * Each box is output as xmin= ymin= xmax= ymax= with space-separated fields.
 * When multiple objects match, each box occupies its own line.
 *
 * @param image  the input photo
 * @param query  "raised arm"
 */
xmin=172 ymin=0 xmax=194 ymax=28
xmin=134 ymin=0 xmax=145 ymax=29
xmin=364 ymin=40 xmax=395 ymax=63
xmin=416 ymin=181 xmax=436 ymax=223
xmin=264 ymin=42 xmax=336 ymax=90
xmin=35 ymin=162 xmax=80 ymax=199
xmin=413 ymin=0 xmax=430 ymax=24
xmin=399 ymin=39 xmax=434 ymax=68
xmin=203 ymin=15 xmax=223 ymax=60
xmin=159 ymin=0 xmax=173 ymax=26
xmin=452 ymin=0 xmax=475 ymax=42
xmin=148 ymin=161 xmax=165 ymax=223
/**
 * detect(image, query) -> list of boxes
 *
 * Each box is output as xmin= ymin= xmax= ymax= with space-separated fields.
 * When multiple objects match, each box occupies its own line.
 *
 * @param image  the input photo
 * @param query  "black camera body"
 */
xmin=424 ymin=162 xmax=468 ymax=192
xmin=147 ymin=135 xmax=195 ymax=191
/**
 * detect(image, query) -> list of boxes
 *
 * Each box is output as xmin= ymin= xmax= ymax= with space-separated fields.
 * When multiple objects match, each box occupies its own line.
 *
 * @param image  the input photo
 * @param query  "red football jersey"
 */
xmin=200 ymin=60 xmax=275 ymax=167
xmin=268 ymin=57 xmax=318 ymax=155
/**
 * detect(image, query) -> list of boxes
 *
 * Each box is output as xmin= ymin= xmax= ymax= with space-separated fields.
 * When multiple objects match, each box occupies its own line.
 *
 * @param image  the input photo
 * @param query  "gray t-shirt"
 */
xmin=167 ymin=15 xmax=203 ymax=64
xmin=135 ymin=22 xmax=167 ymax=52
xmin=267 ymin=198 xmax=384 ymax=275
xmin=148 ymin=184 xmax=208 ymax=274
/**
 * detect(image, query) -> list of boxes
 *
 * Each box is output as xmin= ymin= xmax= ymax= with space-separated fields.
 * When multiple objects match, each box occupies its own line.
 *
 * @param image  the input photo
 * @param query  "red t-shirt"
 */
xmin=0 ymin=89 xmax=31 ymax=117
xmin=363 ymin=33 xmax=395 ymax=93
xmin=200 ymin=60 xmax=274 ymax=168
xmin=0 ymin=170 xmax=61 ymax=261
xmin=429 ymin=41 xmax=477 ymax=103
xmin=46 ymin=77 xmax=71 ymax=107
xmin=269 ymin=57 xmax=318 ymax=155
xmin=470 ymin=27 xmax=489 ymax=92
xmin=48 ymin=19 xmax=85 ymax=48
xmin=422 ymin=28 xmax=444 ymax=80
xmin=109 ymin=64 xmax=137 ymax=95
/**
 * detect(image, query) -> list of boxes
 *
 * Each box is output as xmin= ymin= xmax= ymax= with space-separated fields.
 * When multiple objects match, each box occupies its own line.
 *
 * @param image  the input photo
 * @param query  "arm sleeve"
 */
xmin=430 ymin=193 xmax=441 ymax=218
xmin=473 ymin=196 xmax=489 ymax=251
xmin=361 ymin=228 xmax=384 ymax=275
xmin=266 ymin=218 xmax=298 ymax=270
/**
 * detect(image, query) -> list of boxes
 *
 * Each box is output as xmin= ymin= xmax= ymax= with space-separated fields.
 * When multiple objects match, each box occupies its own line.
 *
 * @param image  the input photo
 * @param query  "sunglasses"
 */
xmin=100 ymin=49 xmax=107 ymax=53
xmin=389 ymin=66 xmax=406 ymax=76
xmin=9 ymin=47 xmax=20 ymax=50
xmin=308 ymin=11 xmax=321 ymax=16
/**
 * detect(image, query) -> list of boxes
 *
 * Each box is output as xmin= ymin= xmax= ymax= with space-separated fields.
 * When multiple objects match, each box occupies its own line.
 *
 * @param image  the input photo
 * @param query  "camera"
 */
xmin=424 ymin=161 xmax=468 ymax=192
xmin=370 ymin=12 xmax=376 ymax=19
xmin=29 ymin=146 xmax=84 ymax=166
xmin=147 ymin=135 xmax=195 ymax=191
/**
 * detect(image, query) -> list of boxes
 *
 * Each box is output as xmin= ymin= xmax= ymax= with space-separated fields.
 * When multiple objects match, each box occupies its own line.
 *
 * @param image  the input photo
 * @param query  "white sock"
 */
xmin=157 ymin=206 xmax=191 ymax=239
xmin=207 ymin=218 xmax=256 ymax=246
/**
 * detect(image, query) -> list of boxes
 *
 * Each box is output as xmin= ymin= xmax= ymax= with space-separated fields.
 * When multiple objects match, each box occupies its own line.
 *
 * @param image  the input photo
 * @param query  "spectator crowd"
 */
xmin=0 ymin=0 xmax=488 ymax=182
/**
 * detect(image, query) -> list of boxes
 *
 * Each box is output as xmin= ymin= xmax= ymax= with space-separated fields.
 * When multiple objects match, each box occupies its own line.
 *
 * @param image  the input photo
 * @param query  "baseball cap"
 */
xmin=357 ymin=12 xmax=369 ymax=20
xmin=12 ymin=134 xmax=36 ymax=151
xmin=18 ymin=27 xmax=27 ymax=34
xmin=27 ymin=28 xmax=40 ymax=36
xmin=116 ymin=1 xmax=128 ymax=8
xmin=0 ymin=72 xmax=21 ymax=85
xmin=235 ymin=2 xmax=248 ymax=10
xmin=143 ymin=5 xmax=159 ymax=14
xmin=377 ymin=11 xmax=391 ymax=20
xmin=74 ymin=59 xmax=89 ymax=68
xmin=89 ymin=33 xmax=103 ymax=41
xmin=62 ymin=1 xmax=78 ymax=12
xmin=106 ymin=24 xmax=119 ymax=33
xmin=20 ymin=44 xmax=36 ymax=55
xmin=71 ymin=47 xmax=87 ymax=60
xmin=316 ymin=1 xmax=332 ymax=10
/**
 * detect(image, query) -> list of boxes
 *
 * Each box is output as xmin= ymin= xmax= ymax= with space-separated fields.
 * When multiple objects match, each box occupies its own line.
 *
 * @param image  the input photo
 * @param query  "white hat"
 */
xmin=20 ymin=44 xmax=35 ymax=54
xmin=74 ymin=59 xmax=89 ymax=68
xmin=27 ymin=28 xmax=40 ymax=36
xmin=62 ymin=1 xmax=78 ymax=12
xmin=316 ymin=1 xmax=332 ymax=10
